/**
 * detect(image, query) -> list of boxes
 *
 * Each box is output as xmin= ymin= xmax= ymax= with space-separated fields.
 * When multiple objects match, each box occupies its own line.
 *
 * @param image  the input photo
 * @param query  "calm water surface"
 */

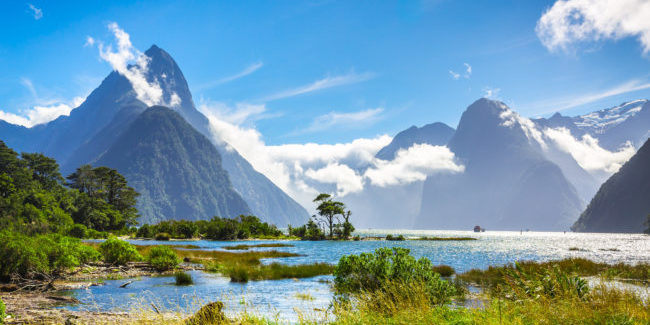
xmin=64 ymin=230 xmax=650 ymax=321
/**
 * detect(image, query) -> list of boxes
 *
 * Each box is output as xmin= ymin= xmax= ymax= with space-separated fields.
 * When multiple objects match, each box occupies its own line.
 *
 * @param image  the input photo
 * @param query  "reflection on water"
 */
xmin=67 ymin=230 xmax=650 ymax=321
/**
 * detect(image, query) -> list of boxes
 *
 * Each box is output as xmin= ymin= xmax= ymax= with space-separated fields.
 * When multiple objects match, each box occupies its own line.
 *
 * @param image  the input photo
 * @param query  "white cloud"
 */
xmin=195 ymin=62 xmax=263 ymax=90
xmin=0 ymin=96 xmax=85 ymax=128
xmin=483 ymin=87 xmax=501 ymax=99
xmin=264 ymin=72 xmax=374 ymax=101
xmin=305 ymin=164 xmax=364 ymax=196
xmin=84 ymin=36 xmax=95 ymax=47
xmin=364 ymin=144 xmax=465 ymax=187
xmin=544 ymin=127 xmax=635 ymax=173
xmin=20 ymin=78 xmax=37 ymax=98
xmin=95 ymin=22 xmax=164 ymax=107
xmin=301 ymin=108 xmax=384 ymax=133
xmin=28 ymin=4 xmax=42 ymax=20
xmin=199 ymin=101 xmax=464 ymax=209
xmin=536 ymin=0 xmax=650 ymax=54
xmin=449 ymin=70 xmax=460 ymax=80
xmin=499 ymin=106 xmax=547 ymax=149
xmin=464 ymin=63 xmax=472 ymax=78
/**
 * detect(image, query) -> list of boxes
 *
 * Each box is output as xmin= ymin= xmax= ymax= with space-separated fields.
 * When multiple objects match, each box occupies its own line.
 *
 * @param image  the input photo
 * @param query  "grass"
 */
xmin=225 ymin=262 xmax=334 ymax=282
xmin=431 ymin=265 xmax=455 ymax=277
xmin=414 ymin=236 xmax=477 ymax=241
xmin=222 ymin=243 xmax=294 ymax=250
xmin=174 ymin=271 xmax=193 ymax=285
xmin=295 ymin=292 xmax=314 ymax=301
xmin=457 ymin=257 xmax=650 ymax=290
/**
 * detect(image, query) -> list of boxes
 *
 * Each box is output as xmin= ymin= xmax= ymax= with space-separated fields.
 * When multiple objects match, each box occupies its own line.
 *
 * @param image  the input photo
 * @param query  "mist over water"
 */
xmin=65 ymin=231 xmax=650 ymax=321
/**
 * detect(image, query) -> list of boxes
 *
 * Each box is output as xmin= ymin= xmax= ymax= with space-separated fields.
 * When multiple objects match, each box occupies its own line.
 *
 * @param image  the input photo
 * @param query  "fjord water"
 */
xmin=65 ymin=230 xmax=650 ymax=321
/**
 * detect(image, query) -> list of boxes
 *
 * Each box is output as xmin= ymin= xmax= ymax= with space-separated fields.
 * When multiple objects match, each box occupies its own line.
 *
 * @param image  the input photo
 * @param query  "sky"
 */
xmin=2 ymin=0 xmax=650 ymax=145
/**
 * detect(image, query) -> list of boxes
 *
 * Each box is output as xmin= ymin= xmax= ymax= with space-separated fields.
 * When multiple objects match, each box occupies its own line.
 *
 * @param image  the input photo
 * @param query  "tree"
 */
xmin=313 ymin=193 xmax=346 ymax=239
xmin=342 ymin=210 xmax=355 ymax=239
xmin=67 ymin=165 xmax=139 ymax=230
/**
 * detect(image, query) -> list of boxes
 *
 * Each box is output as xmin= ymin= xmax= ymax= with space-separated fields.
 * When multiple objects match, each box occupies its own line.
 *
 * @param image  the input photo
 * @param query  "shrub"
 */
xmin=186 ymin=301 xmax=225 ymax=325
xmin=386 ymin=234 xmax=405 ymax=241
xmin=0 ymin=297 xmax=6 ymax=323
xmin=334 ymin=247 xmax=456 ymax=305
xmin=85 ymin=228 xmax=108 ymax=239
xmin=136 ymin=224 xmax=155 ymax=238
xmin=0 ymin=231 xmax=100 ymax=278
xmin=98 ymin=237 xmax=142 ymax=265
xmin=174 ymin=271 xmax=193 ymax=285
xmin=68 ymin=224 xmax=88 ymax=238
xmin=432 ymin=265 xmax=455 ymax=277
xmin=154 ymin=232 xmax=171 ymax=241
xmin=147 ymin=245 xmax=180 ymax=271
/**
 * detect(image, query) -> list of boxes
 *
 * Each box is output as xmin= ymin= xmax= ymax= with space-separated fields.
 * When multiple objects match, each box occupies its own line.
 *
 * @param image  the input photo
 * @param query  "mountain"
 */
xmin=534 ymin=100 xmax=650 ymax=150
xmin=0 ymin=45 xmax=309 ymax=226
xmin=95 ymin=106 xmax=251 ymax=224
xmin=375 ymin=122 xmax=455 ymax=160
xmin=572 ymin=138 xmax=650 ymax=233
xmin=416 ymin=98 xmax=583 ymax=231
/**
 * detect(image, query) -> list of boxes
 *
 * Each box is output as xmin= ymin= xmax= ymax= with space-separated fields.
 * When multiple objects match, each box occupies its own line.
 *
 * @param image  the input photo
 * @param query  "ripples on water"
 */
xmin=65 ymin=230 xmax=650 ymax=321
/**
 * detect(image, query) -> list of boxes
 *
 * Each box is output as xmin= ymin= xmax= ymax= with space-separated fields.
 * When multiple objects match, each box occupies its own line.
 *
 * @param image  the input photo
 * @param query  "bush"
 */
xmin=98 ymin=237 xmax=142 ymax=265
xmin=175 ymin=271 xmax=193 ymax=285
xmin=386 ymin=234 xmax=405 ymax=241
xmin=154 ymin=232 xmax=171 ymax=241
xmin=148 ymin=245 xmax=180 ymax=271
xmin=432 ymin=265 xmax=455 ymax=277
xmin=0 ymin=231 xmax=100 ymax=278
xmin=0 ymin=297 xmax=6 ymax=323
xmin=186 ymin=301 xmax=225 ymax=325
xmin=67 ymin=224 xmax=88 ymax=238
xmin=85 ymin=228 xmax=108 ymax=239
xmin=136 ymin=224 xmax=155 ymax=238
xmin=334 ymin=247 xmax=456 ymax=305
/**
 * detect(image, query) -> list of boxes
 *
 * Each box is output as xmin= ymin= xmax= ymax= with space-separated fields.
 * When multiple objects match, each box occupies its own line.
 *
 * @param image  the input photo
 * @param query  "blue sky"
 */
xmin=2 ymin=0 xmax=650 ymax=145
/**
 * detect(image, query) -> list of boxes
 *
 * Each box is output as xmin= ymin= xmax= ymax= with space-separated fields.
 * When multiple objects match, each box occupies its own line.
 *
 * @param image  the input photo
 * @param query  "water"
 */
xmin=64 ymin=230 xmax=650 ymax=321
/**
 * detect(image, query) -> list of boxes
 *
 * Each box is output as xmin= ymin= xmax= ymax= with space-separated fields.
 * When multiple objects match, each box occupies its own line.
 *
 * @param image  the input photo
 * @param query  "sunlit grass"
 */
xmin=223 ymin=243 xmax=295 ymax=250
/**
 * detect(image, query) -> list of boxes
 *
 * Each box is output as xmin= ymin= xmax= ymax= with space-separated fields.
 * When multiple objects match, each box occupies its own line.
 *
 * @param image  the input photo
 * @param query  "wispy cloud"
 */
xmin=536 ymin=0 xmax=650 ymax=55
xmin=27 ymin=4 xmax=42 ymax=20
xmin=526 ymin=78 xmax=650 ymax=114
xmin=195 ymin=61 xmax=264 ymax=91
xmin=483 ymin=86 xmax=501 ymax=99
xmin=0 ymin=96 xmax=84 ymax=128
xmin=300 ymin=107 xmax=384 ymax=134
xmin=449 ymin=63 xmax=472 ymax=80
xmin=263 ymin=72 xmax=374 ymax=101
xmin=84 ymin=36 xmax=95 ymax=47
xmin=197 ymin=99 xmax=281 ymax=125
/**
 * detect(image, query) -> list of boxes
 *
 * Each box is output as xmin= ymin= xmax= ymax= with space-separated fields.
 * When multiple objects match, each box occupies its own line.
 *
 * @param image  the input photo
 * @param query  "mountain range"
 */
xmin=0 ymin=45 xmax=309 ymax=226
xmin=2 ymin=45 xmax=649 ymax=232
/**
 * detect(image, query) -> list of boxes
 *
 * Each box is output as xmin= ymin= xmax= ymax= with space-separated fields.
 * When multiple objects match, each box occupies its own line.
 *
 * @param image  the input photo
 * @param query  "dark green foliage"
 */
xmin=334 ymin=247 xmax=456 ymax=305
xmin=154 ymin=232 xmax=171 ymax=241
xmin=431 ymin=265 xmax=455 ymax=277
xmin=138 ymin=215 xmax=282 ymax=240
xmin=186 ymin=301 xmax=225 ymax=325
xmin=174 ymin=271 xmax=193 ymax=285
xmin=0 ymin=231 xmax=100 ymax=278
xmin=148 ymin=246 xmax=180 ymax=271
xmin=386 ymin=234 xmax=405 ymax=241
xmin=0 ymin=297 xmax=5 ymax=323
xmin=67 ymin=164 xmax=139 ymax=231
xmin=98 ymin=237 xmax=142 ymax=265
xmin=67 ymin=224 xmax=88 ymax=238
xmin=0 ymin=141 xmax=139 ymax=236
xmin=313 ymin=193 xmax=346 ymax=238
xmin=290 ymin=194 xmax=354 ymax=240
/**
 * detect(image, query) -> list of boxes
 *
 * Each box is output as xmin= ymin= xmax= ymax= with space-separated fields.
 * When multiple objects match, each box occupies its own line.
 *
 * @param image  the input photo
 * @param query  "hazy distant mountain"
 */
xmin=417 ymin=98 xmax=583 ymax=231
xmin=535 ymin=100 xmax=650 ymax=150
xmin=96 ymin=106 xmax=251 ymax=224
xmin=375 ymin=122 xmax=455 ymax=160
xmin=0 ymin=45 xmax=309 ymax=226
xmin=572 ymin=138 xmax=650 ymax=233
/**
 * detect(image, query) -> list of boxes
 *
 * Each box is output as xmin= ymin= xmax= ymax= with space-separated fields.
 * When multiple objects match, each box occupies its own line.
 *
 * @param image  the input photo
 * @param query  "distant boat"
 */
xmin=473 ymin=225 xmax=485 ymax=232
